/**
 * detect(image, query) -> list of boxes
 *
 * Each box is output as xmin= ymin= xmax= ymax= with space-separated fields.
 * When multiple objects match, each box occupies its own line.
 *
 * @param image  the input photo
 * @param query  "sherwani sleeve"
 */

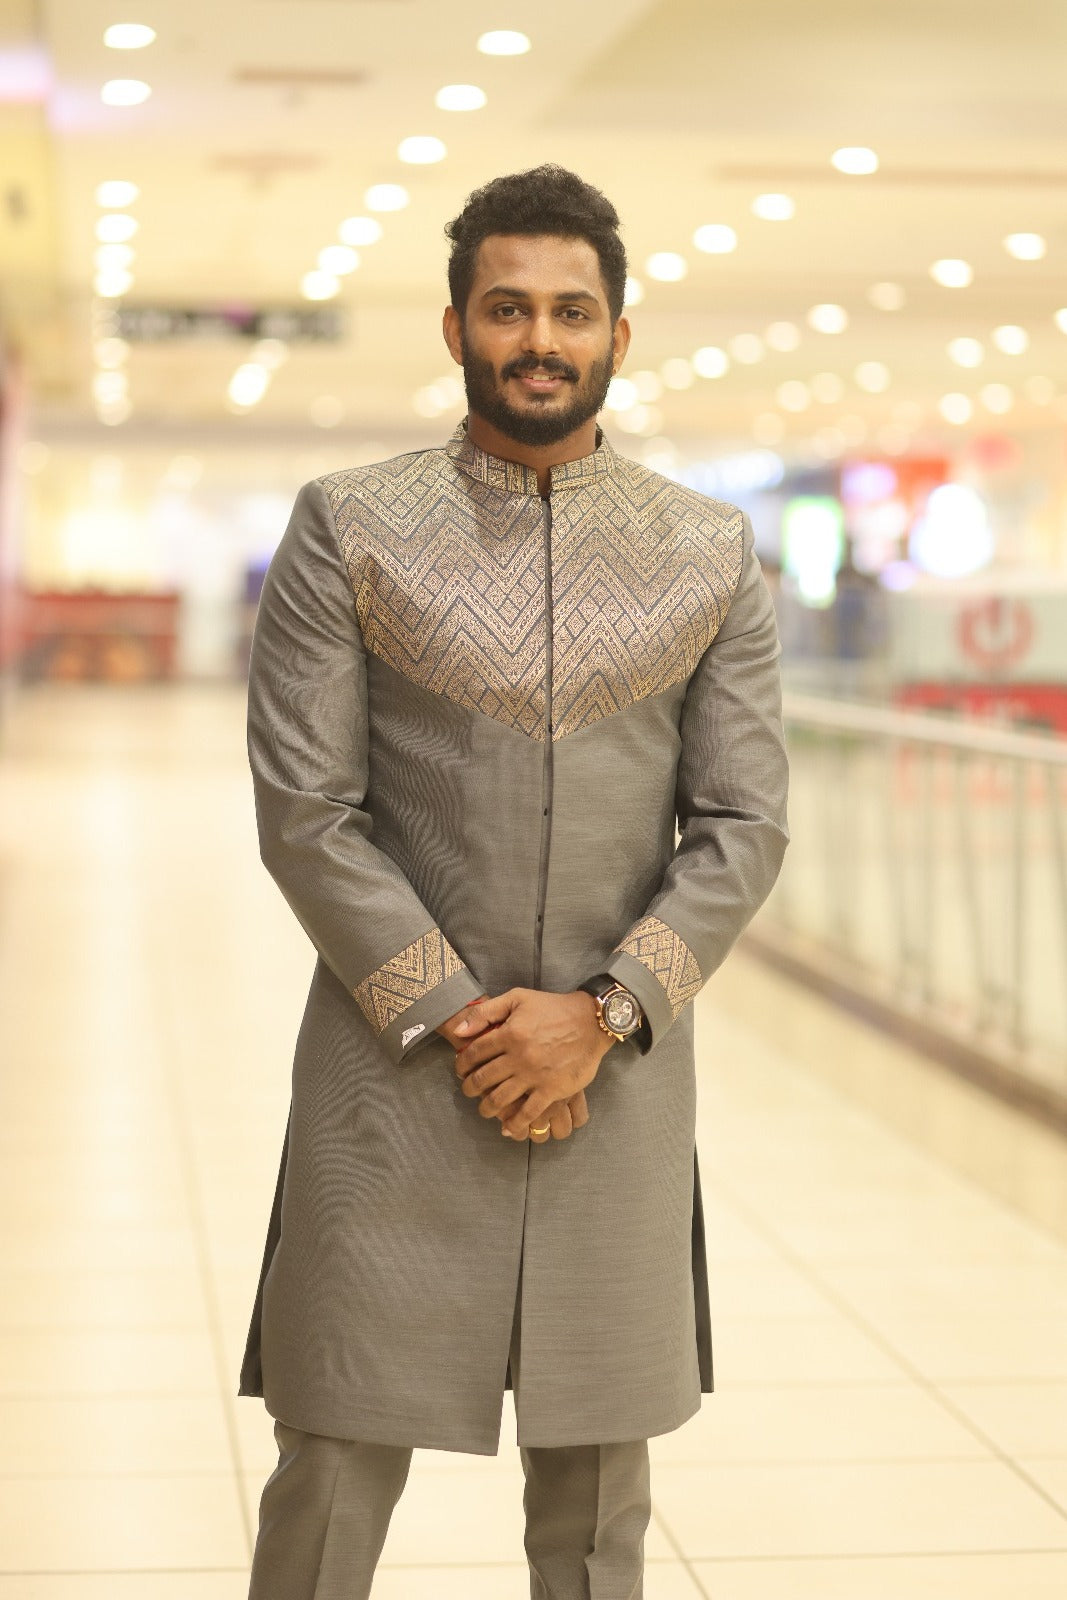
xmin=247 ymin=479 xmax=486 ymax=1064
xmin=601 ymin=515 xmax=789 ymax=1049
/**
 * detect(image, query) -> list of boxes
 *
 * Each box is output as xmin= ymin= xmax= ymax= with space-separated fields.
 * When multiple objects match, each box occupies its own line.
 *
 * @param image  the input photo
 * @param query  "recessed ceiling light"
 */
xmin=991 ymin=324 xmax=1029 ymax=354
xmin=1003 ymin=232 xmax=1046 ymax=261
xmin=692 ymin=223 xmax=737 ymax=254
xmin=810 ymin=372 xmax=844 ymax=404
xmin=605 ymin=377 xmax=639 ymax=412
xmin=93 ymin=270 xmax=134 ymax=298
xmin=98 ymin=397 xmax=132 ymax=426
xmin=807 ymin=303 xmax=848 ymax=334
xmin=365 ymin=183 xmax=409 ymax=212
xmin=831 ymin=146 xmax=878 ymax=175
xmin=101 ymin=78 xmax=151 ymax=106
xmin=947 ymin=337 xmax=984 ymax=367
xmin=318 ymin=244 xmax=359 ymax=275
xmin=776 ymin=380 xmax=812 ymax=412
xmin=855 ymin=361 xmax=891 ymax=393
xmin=930 ymin=259 xmax=973 ymax=288
xmin=868 ymin=281 xmax=905 ymax=311
xmin=477 ymin=30 xmax=531 ymax=55
xmin=92 ymin=370 xmax=127 ymax=404
xmin=228 ymin=364 xmax=270 ymax=408
xmin=938 ymin=392 xmax=973 ymax=424
xmin=435 ymin=84 xmax=487 ymax=111
xmin=751 ymin=193 xmax=794 ymax=221
xmin=1054 ymin=308 xmax=1067 ymax=334
xmin=94 ymin=336 xmax=129 ymax=368
xmin=645 ymin=252 xmax=687 ymax=282
xmin=660 ymin=357 xmax=694 ymax=390
xmin=301 ymin=270 xmax=340 ymax=301
xmin=692 ymin=346 xmax=728 ymax=379
xmin=980 ymin=383 xmax=1014 ymax=413
xmin=398 ymin=136 xmax=446 ymax=164
xmin=103 ymin=23 xmax=156 ymax=49
xmin=95 ymin=243 xmax=134 ymax=272
xmin=339 ymin=216 xmax=382 ymax=247
xmin=729 ymin=334 xmax=764 ymax=364
xmin=96 ymin=213 xmax=138 ymax=242
xmin=95 ymin=180 xmax=139 ymax=208
xmin=252 ymin=339 xmax=289 ymax=370
xmin=764 ymin=321 xmax=801 ymax=352
xmin=623 ymin=276 xmax=645 ymax=306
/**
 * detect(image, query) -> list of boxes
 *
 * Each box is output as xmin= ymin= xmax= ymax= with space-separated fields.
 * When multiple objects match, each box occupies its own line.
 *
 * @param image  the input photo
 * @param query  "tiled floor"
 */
xmin=2 ymin=683 xmax=1066 ymax=1598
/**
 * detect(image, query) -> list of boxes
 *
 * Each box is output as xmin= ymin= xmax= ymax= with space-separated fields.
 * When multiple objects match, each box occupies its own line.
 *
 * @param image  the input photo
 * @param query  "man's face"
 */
xmin=444 ymin=234 xmax=629 ymax=449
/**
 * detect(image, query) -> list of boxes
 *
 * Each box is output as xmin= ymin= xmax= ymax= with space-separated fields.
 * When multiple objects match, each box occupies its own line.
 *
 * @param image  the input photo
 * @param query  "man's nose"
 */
xmin=523 ymin=311 xmax=560 ymax=356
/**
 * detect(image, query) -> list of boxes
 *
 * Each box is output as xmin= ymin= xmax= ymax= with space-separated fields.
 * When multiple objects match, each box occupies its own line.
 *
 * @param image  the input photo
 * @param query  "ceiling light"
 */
xmin=692 ymin=346 xmax=728 ymax=379
xmin=777 ymin=380 xmax=812 ymax=412
xmin=92 ymin=370 xmax=127 ymax=404
xmin=630 ymin=370 xmax=663 ymax=401
xmin=1024 ymin=375 xmax=1055 ymax=404
xmin=938 ymin=392 xmax=973 ymax=425
xmin=340 ymin=216 xmax=382 ymax=247
xmin=614 ymin=403 xmax=662 ymax=437
xmin=95 ymin=179 xmax=139 ymax=208
xmin=764 ymin=321 xmax=800 ymax=352
xmin=991 ymin=324 xmax=1029 ymax=355
xmin=252 ymin=339 xmax=289 ymax=370
xmin=95 ymin=243 xmax=134 ymax=271
xmin=660 ymin=357 xmax=694 ymax=390
xmin=646 ymin=252 xmax=687 ymax=282
xmin=319 ymin=244 xmax=359 ymax=275
xmin=1004 ymin=232 xmax=1046 ymax=261
xmin=101 ymin=78 xmax=151 ymax=106
xmin=413 ymin=384 xmax=450 ymax=419
xmin=729 ymin=334 xmax=764 ymax=364
xmin=435 ymin=84 xmax=487 ymax=111
xmin=398 ymin=135 xmax=446 ymax=164
xmin=807 ymin=303 xmax=848 ymax=334
xmin=831 ymin=146 xmax=878 ymax=175
xmin=855 ymin=361 xmax=891 ymax=393
xmin=94 ymin=336 xmax=129 ymax=367
xmin=310 ymin=396 xmax=346 ymax=429
xmin=980 ymin=383 xmax=1014 ymax=414
xmin=810 ymin=372 xmax=844 ymax=403
xmin=93 ymin=270 xmax=133 ymax=298
xmin=692 ymin=224 xmax=737 ymax=254
xmin=947 ymin=337 xmax=984 ymax=367
xmin=868 ymin=281 xmax=905 ymax=311
xmin=605 ymin=377 xmax=639 ymax=412
xmin=98 ymin=397 xmax=132 ymax=426
xmin=96 ymin=213 xmax=138 ymax=242
xmin=623 ymin=276 xmax=644 ymax=306
xmin=228 ymin=364 xmax=270 ymax=408
xmin=103 ymin=23 xmax=156 ymax=49
xmin=365 ymin=183 xmax=409 ymax=212
xmin=477 ymin=30 xmax=531 ymax=55
xmin=751 ymin=193 xmax=794 ymax=221
xmin=301 ymin=270 xmax=340 ymax=301
xmin=930 ymin=259 xmax=973 ymax=288
xmin=1054 ymin=309 xmax=1067 ymax=334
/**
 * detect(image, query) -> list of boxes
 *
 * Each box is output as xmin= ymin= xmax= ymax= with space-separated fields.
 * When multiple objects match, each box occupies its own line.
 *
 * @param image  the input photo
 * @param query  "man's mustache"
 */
xmin=501 ymin=355 xmax=580 ymax=383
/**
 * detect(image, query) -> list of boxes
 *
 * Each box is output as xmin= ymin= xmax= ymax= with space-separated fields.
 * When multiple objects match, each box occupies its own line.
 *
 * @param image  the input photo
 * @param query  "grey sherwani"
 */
xmin=239 ymin=422 xmax=789 ymax=1455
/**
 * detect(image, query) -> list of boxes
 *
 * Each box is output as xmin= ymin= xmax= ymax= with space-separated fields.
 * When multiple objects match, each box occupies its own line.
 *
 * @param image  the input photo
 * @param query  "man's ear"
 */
xmin=611 ymin=315 xmax=632 ymax=373
xmin=442 ymin=305 xmax=464 ymax=366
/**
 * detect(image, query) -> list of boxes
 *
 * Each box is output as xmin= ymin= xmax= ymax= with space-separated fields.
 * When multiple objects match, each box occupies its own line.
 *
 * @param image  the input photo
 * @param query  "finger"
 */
xmin=548 ymin=1100 xmax=573 ymax=1141
xmin=455 ymin=1033 xmax=507 ymax=1080
xmin=451 ymin=989 xmax=518 ymax=1040
xmin=567 ymin=1089 xmax=590 ymax=1131
xmin=459 ymin=1053 xmax=512 ymax=1098
xmin=505 ymin=1088 xmax=554 ymax=1139
xmin=529 ymin=1122 xmax=552 ymax=1146
xmin=477 ymin=1078 xmax=524 ymax=1118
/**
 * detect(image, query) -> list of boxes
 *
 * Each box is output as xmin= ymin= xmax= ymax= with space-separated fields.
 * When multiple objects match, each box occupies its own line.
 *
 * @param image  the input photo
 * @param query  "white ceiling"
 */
xmin=3 ymin=0 xmax=1067 ymax=459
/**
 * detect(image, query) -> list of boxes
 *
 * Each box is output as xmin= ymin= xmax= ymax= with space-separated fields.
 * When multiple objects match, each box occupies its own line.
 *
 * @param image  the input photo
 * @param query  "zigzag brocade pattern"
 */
xmin=324 ymin=432 xmax=744 ymax=742
xmin=353 ymin=930 xmax=465 ymax=1036
xmin=616 ymin=915 xmax=703 ymax=1018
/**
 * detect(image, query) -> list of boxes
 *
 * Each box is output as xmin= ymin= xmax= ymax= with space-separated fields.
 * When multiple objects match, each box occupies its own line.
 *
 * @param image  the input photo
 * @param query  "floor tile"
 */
xmin=689 ymin=1551 xmax=1067 ymax=1598
xmin=941 ymin=1382 xmax=1067 ymax=1456
xmin=0 ymin=1474 xmax=248 ymax=1569
xmin=0 ymin=1328 xmax=218 ymax=1396
xmin=0 ymin=1269 xmax=210 ymax=1330
xmin=0 ymin=1393 xmax=234 ymax=1475
xmin=712 ymin=1315 xmax=905 ymax=1384
xmin=0 ymin=1579 xmax=249 ymax=1599
xmin=1021 ymin=1457 xmax=1067 ymax=1511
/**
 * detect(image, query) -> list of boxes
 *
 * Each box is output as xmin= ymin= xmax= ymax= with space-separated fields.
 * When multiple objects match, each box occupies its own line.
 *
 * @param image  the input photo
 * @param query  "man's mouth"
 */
xmin=508 ymin=369 xmax=573 ymax=394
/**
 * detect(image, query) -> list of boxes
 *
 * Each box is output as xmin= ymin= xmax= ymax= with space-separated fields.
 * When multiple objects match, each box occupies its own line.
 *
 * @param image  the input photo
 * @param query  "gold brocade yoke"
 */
xmin=324 ymin=423 xmax=745 ymax=744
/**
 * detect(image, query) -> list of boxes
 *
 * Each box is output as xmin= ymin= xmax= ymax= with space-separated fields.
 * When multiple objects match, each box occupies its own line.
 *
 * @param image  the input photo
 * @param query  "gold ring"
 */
xmin=530 ymin=1124 xmax=551 ymax=1136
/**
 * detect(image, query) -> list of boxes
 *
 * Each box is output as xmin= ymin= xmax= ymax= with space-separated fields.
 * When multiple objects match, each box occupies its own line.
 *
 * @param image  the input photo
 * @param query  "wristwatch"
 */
xmin=578 ymin=975 xmax=646 ymax=1043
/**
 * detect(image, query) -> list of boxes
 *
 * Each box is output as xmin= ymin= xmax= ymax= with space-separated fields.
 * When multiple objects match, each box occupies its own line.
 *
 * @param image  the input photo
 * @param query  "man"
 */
xmin=241 ymin=164 xmax=789 ymax=1599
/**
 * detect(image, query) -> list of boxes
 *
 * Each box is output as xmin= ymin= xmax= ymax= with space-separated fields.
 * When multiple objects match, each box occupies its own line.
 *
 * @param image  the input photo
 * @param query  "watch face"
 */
xmin=604 ymin=990 xmax=639 ymax=1034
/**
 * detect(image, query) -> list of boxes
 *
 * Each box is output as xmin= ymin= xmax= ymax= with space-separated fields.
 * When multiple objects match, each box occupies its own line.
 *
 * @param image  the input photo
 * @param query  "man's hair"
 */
xmin=445 ymin=164 xmax=628 ymax=323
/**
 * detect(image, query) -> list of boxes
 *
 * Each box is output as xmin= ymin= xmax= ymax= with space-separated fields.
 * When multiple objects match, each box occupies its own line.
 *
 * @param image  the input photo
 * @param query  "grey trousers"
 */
xmin=247 ymin=1419 xmax=651 ymax=1600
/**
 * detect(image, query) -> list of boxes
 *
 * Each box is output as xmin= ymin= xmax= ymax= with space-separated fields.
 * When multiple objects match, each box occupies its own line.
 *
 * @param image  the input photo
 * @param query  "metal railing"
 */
xmin=748 ymin=693 xmax=1067 ymax=1121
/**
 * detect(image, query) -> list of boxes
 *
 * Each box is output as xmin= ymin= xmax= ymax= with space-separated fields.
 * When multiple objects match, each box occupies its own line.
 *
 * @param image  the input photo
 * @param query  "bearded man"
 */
xmin=242 ymin=164 xmax=789 ymax=1600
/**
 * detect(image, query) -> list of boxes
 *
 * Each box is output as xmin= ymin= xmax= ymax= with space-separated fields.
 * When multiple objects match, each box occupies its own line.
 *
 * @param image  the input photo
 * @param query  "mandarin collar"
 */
xmin=445 ymin=420 xmax=616 ymax=495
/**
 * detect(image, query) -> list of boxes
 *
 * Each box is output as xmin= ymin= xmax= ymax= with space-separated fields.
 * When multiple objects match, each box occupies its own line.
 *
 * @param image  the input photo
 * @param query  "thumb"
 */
xmin=452 ymin=990 xmax=516 ymax=1036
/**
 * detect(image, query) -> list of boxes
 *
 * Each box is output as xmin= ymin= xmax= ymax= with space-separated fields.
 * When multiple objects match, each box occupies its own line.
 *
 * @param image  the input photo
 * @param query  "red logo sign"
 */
xmin=957 ymin=598 xmax=1034 ymax=672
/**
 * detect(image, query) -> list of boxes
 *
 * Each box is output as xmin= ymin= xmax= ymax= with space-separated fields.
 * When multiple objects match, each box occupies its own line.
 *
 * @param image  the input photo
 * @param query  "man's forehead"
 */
xmin=471 ymin=233 xmax=605 ymax=295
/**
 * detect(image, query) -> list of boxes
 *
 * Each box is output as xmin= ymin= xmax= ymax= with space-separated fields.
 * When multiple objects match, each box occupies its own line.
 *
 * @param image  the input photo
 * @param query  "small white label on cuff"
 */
xmin=401 ymin=1023 xmax=426 ymax=1048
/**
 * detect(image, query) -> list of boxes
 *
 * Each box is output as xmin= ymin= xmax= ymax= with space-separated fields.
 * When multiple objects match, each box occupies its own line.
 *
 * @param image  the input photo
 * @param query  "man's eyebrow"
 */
xmin=481 ymin=285 xmax=600 ymax=304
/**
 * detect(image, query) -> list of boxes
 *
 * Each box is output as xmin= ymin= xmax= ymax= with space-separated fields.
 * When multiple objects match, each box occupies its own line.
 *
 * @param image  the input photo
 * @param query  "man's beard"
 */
xmin=460 ymin=340 xmax=615 ymax=448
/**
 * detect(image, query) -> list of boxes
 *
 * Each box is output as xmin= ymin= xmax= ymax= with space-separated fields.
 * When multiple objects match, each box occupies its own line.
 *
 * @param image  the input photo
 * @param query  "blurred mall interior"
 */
xmin=1 ymin=1 xmax=1066 ymax=1595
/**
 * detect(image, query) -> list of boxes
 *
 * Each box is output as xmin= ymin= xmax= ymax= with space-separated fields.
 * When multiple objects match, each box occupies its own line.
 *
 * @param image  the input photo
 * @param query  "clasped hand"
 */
xmin=436 ymin=988 xmax=612 ymax=1143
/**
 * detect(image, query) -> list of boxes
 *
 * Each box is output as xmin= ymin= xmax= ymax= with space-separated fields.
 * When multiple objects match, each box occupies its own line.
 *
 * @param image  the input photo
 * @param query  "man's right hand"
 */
xmin=437 ymin=1004 xmax=589 ymax=1141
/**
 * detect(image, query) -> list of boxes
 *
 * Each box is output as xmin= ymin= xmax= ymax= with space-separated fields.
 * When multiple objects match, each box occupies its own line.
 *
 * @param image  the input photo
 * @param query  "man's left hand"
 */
xmin=453 ymin=988 xmax=612 ymax=1139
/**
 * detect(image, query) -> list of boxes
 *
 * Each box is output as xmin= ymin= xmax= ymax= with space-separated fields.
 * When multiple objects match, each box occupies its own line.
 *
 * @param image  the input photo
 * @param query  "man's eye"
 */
xmin=561 ymin=307 xmax=588 ymax=321
xmin=495 ymin=305 xmax=521 ymax=318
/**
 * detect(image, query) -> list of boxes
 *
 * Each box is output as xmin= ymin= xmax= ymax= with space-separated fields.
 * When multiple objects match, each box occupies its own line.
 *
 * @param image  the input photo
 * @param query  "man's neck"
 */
xmin=464 ymin=412 xmax=598 ymax=497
